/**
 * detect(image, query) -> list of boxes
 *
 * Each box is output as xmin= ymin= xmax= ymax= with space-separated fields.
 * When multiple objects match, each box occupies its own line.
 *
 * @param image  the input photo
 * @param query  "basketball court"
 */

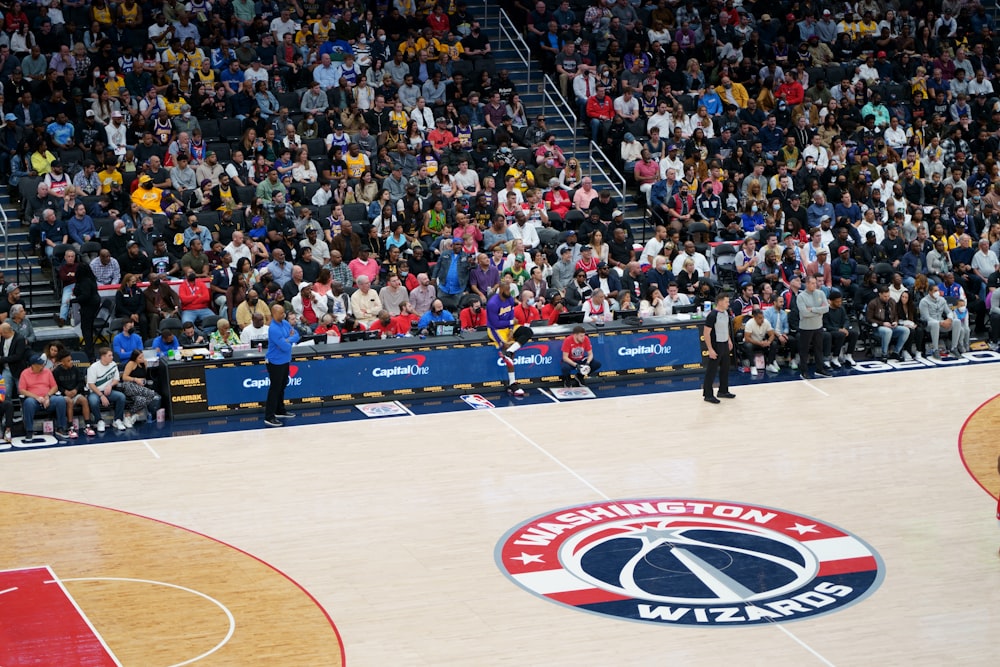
xmin=1 ymin=361 xmax=999 ymax=665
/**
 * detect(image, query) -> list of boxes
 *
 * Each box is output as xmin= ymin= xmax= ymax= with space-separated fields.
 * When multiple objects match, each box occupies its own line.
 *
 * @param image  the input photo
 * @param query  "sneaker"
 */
xmin=67 ymin=427 xmax=78 ymax=439
xmin=84 ymin=425 xmax=96 ymax=437
xmin=844 ymin=354 xmax=855 ymax=366
xmin=766 ymin=362 xmax=780 ymax=373
xmin=901 ymin=350 xmax=913 ymax=361
xmin=264 ymin=419 xmax=283 ymax=427
xmin=814 ymin=368 xmax=832 ymax=378
xmin=123 ymin=414 xmax=136 ymax=428
xmin=790 ymin=360 xmax=799 ymax=370
xmin=822 ymin=360 xmax=832 ymax=370
xmin=275 ymin=412 xmax=295 ymax=420
xmin=3 ymin=428 xmax=9 ymax=443
xmin=96 ymin=420 xmax=106 ymax=433
xmin=830 ymin=358 xmax=842 ymax=369
xmin=112 ymin=419 xmax=127 ymax=431
xmin=750 ymin=366 xmax=758 ymax=377
xmin=54 ymin=430 xmax=68 ymax=440
xmin=507 ymin=382 xmax=525 ymax=398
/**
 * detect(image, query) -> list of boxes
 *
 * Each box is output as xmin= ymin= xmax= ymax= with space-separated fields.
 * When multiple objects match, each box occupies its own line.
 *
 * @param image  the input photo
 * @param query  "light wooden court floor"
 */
xmin=1 ymin=363 xmax=999 ymax=666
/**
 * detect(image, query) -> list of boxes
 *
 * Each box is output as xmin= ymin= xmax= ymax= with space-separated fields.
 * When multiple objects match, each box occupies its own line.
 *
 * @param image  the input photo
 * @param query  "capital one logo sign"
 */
xmin=372 ymin=354 xmax=430 ymax=378
xmin=495 ymin=343 xmax=554 ymax=368
xmin=617 ymin=334 xmax=672 ymax=358
xmin=243 ymin=365 xmax=304 ymax=389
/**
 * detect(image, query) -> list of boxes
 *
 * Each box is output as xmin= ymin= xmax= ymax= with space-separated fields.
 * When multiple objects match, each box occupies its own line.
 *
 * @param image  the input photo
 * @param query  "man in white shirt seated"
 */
xmin=240 ymin=312 xmax=269 ymax=344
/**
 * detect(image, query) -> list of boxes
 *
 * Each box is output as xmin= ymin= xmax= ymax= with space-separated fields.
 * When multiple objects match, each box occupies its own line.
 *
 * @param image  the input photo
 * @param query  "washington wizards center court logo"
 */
xmin=496 ymin=499 xmax=884 ymax=626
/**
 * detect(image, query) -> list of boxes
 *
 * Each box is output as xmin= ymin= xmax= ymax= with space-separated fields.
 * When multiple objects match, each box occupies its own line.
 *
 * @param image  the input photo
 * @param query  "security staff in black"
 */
xmin=702 ymin=293 xmax=736 ymax=403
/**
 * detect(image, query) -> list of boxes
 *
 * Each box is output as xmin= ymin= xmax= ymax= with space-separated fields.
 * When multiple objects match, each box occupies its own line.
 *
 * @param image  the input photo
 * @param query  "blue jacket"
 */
xmin=113 ymin=332 xmax=144 ymax=362
xmin=266 ymin=317 xmax=299 ymax=365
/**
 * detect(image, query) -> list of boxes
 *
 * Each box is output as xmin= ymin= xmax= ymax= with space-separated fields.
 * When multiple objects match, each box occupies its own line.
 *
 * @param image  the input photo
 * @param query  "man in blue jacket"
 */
xmin=264 ymin=303 xmax=299 ymax=427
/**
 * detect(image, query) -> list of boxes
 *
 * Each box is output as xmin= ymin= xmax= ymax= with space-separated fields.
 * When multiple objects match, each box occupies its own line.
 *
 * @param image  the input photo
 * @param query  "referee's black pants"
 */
xmin=265 ymin=361 xmax=290 ymax=420
xmin=702 ymin=341 xmax=730 ymax=398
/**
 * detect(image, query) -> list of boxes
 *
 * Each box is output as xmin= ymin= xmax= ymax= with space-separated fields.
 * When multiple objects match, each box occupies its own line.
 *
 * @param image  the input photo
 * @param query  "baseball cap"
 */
xmin=838 ymin=245 xmax=850 ymax=254
xmin=85 ymin=109 xmax=96 ymax=118
xmin=820 ymin=214 xmax=831 ymax=221
xmin=111 ymin=110 xmax=123 ymax=118
xmin=866 ymin=231 xmax=877 ymax=239
xmin=580 ymin=244 xmax=593 ymax=252
xmin=823 ymin=9 xmax=831 ymax=14
xmin=667 ymin=144 xmax=678 ymax=151
xmin=240 ymin=36 xmax=251 ymax=43
xmin=612 ymin=209 xmax=623 ymax=218
xmin=30 ymin=354 xmax=46 ymax=366
xmin=877 ymin=51 xmax=887 ymax=58
xmin=138 ymin=174 xmax=152 ymax=184
xmin=3 ymin=113 xmax=15 ymax=122
xmin=817 ymin=248 xmax=828 ymax=255
xmin=596 ymin=260 xmax=608 ymax=268
xmin=761 ymin=13 xmax=771 ymax=20
xmin=127 ymin=240 xmax=137 ymax=248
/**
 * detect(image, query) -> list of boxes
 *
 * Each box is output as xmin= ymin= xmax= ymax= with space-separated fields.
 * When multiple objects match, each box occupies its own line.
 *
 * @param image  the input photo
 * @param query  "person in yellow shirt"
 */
xmin=715 ymin=77 xmax=748 ymax=108
xmin=105 ymin=70 xmax=127 ymax=98
xmin=195 ymin=59 xmax=216 ymax=86
xmin=856 ymin=12 xmax=878 ymax=41
xmin=30 ymin=141 xmax=57 ymax=175
xmin=98 ymin=163 xmax=123 ymax=194
xmin=132 ymin=174 xmax=164 ymax=214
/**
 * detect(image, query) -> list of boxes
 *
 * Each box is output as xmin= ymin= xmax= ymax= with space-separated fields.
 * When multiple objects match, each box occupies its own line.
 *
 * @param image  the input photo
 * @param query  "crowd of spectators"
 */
xmin=0 ymin=0 xmax=664 ymax=368
xmin=517 ymin=0 xmax=1000 ymax=357
xmin=2 ymin=0 xmax=1000 ymax=407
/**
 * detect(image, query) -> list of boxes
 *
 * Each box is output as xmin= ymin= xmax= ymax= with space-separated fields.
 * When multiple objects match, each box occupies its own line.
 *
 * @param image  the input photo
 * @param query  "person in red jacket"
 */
xmin=775 ymin=72 xmax=804 ymax=107
xmin=586 ymin=85 xmax=615 ymax=142
xmin=178 ymin=271 xmax=214 ymax=326
xmin=459 ymin=296 xmax=488 ymax=330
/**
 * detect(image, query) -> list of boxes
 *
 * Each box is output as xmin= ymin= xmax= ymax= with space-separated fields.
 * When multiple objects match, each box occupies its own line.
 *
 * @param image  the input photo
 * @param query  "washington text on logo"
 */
xmin=496 ymin=343 xmax=554 ymax=368
xmin=243 ymin=365 xmax=304 ymax=388
xmin=617 ymin=334 xmax=672 ymax=358
xmin=496 ymin=499 xmax=883 ymax=627
xmin=372 ymin=354 xmax=429 ymax=378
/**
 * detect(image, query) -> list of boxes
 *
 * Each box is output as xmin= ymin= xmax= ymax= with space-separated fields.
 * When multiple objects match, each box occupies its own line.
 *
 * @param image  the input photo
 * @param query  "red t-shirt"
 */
xmin=460 ymin=306 xmax=487 ymax=329
xmin=561 ymin=335 xmax=592 ymax=363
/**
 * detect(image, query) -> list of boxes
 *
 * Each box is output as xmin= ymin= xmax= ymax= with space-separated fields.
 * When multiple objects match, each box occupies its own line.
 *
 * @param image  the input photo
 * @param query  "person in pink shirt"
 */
xmin=19 ymin=354 xmax=68 ymax=441
xmin=348 ymin=247 xmax=380 ymax=286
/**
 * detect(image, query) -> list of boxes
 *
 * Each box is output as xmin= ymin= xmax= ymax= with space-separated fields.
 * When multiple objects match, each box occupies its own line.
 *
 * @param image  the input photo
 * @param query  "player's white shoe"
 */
xmin=507 ymin=382 xmax=525 ymax=398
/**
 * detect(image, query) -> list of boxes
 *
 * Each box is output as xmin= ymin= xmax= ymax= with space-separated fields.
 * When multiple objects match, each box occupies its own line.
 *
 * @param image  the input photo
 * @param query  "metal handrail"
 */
xmin=542 ymin=74 xmax=578 ymax=155
xmin=0 ymin=190 xmax=7 ymax=263
xmin=587 ymin=140 xmax=626 ymax=203
xmin=497 ymin=9 xmax=532 ymax=91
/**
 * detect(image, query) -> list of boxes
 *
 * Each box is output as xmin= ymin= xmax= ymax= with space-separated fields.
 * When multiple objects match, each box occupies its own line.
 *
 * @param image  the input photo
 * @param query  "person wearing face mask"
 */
xmin=741 ymin=200 xmax=765 ymax=234
xmin=178 ymin=270 xmax=214 ymax=327
xmin=143 ymin=273 xmax=180 ymax=336
xmin=235 ymin=288 xmax=271 ymax=329
xmin=514 ymin=289 xmax=541 ymax=324
xmin=459 ymin=295 xmax=488 ymax=330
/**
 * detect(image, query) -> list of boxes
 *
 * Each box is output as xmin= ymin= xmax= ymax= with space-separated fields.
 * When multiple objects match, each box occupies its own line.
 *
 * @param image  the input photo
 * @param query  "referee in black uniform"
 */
xmin=702 ymin=292 xmax=736 ymax=403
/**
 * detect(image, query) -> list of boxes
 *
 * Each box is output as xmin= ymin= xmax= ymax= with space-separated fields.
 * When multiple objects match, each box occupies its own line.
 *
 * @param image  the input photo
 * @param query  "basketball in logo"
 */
xmin=496 ymin=499 xmax=884 ymax=626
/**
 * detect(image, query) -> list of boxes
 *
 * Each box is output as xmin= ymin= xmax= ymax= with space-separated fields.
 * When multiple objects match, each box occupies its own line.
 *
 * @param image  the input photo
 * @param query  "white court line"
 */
xmin=801 ymin=379 xmax=830 ymax=396
xmin=393 ymin=401 xmax=416 ymax=417
xmin=52 ymin=576 xmax=236 ymax=667
xmin=536 ymin=388 xmax=560 ymax=403
xmin=488 ymin=409 xmax=837 ymax=667
xmin=42 ymin=567 xmax=123 ymax=667
xmin=142 ymin=439 xmax=161 ymax=459
xmin=0 ymin=587 xmax=17 ymax=595
xmin=489 ymin=409 xmax=609 ymax=500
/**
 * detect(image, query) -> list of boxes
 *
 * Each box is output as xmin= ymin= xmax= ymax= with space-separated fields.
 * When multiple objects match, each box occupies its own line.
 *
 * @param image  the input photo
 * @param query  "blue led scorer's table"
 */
xmin=164 ymin=317 xmax=707 ymax=418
